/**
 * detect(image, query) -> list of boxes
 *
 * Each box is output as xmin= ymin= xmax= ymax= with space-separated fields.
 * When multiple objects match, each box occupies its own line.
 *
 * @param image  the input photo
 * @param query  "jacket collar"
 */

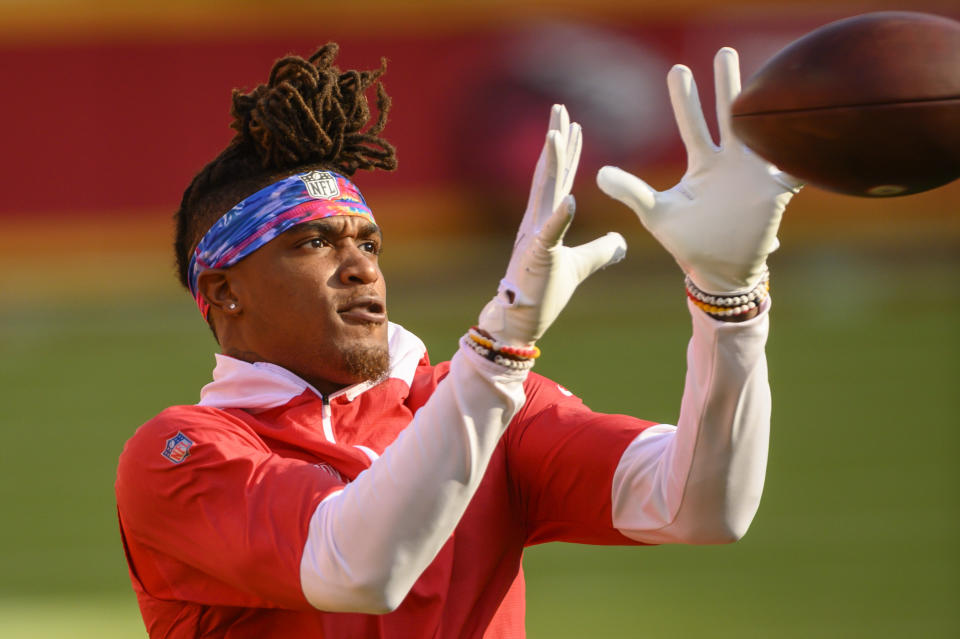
xmin=198 ymin=322 xmax=427 ymax=411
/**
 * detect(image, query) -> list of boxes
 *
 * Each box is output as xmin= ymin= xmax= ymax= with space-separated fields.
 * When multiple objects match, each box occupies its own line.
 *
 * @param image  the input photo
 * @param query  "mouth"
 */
xmin=337 ymin=295 xmax=387 ymax=325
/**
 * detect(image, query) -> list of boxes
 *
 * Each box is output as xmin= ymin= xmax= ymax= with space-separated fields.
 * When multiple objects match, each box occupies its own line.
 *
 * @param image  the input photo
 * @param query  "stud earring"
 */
xmin=227 ymin=302 xmax=237 ymax=310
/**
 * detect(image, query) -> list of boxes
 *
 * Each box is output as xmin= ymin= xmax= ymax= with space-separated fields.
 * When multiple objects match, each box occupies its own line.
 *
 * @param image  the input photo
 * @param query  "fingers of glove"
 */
xmin=596 ymin=166 xmax=659 ymax=222
xmin=523 ymin=134 xmax=553 ymax=218
xmin=549 ymin=105 xmax=568 ymax=201
xmin=541 ymin=107 xmax=580 ymax=217
xmin=534 ymin=130 xmax=566 ymax=228
xmin=558 ymin=121 xmax=582 ymax=197
xmin=713 ymin=47 xmax=741 ymax=147
xmin=569 ymin=232 xmax=628 ymax=282
xmin=539 ymin=194 xmax=576 ymax=248
xmin=525 ymin=130 xmax=561 ymax=232
xmin=667 ymin=64 xmax=716 ymax=159
xmin=524 ymin=104 xmax=569 ymax=221
xmin=549 ymin=103 xmax=570 ymax=135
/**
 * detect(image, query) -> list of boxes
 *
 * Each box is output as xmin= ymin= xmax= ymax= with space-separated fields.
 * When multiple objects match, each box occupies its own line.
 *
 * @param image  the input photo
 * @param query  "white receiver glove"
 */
xmin=479 ymin=105 xmax=627 ymax=347
xmin=597 ymin=47 xmax=802 ymax=295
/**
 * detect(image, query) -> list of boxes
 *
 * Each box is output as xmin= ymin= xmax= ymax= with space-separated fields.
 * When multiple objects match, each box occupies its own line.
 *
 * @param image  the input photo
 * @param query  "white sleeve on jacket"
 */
xmin=611 ymin=298 xmax=772 ymax=545
xmin=299 ymin=340 xmax=527 ymax=613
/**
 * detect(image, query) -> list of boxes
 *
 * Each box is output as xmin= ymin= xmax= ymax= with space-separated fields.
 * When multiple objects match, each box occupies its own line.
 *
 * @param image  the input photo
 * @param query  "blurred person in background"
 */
xmin=116 ymin=42 xmax=798 ymax=637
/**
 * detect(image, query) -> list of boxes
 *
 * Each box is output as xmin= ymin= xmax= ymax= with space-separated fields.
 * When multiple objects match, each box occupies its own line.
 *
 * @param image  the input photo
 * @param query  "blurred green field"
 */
xmin=1 ymin=232 xmax=958 ymax=637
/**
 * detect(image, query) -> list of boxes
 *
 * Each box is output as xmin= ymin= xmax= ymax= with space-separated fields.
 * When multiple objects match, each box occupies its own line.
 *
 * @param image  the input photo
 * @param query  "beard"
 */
xmin=341 ymin=342 xmax=390 ymax=384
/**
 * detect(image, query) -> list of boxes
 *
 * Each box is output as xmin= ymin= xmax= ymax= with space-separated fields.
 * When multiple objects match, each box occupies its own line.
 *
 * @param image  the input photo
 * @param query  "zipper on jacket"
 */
xmin=320 ymin=395 xmax=336 ymax=443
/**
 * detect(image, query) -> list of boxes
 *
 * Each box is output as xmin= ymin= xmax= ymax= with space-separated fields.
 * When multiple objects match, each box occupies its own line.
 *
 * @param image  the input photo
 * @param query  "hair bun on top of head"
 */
xmin=229 ymin=42 xmax=397 ymax=177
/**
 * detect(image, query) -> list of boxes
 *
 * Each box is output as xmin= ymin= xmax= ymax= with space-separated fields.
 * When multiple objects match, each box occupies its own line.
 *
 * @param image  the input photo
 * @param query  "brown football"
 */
xmin=731 ymin=11 xmax=960 ymax=197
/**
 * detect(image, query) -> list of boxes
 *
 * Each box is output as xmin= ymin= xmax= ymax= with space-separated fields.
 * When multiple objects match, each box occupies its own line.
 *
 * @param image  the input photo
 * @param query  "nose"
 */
xmin=338 ymin=246 xmax=380 ymax=286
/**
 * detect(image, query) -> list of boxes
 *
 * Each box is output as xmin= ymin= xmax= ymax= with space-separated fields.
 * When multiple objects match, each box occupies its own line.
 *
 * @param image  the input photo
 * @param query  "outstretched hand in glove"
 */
xmin=478 ymin=105 xmax=627 ymax=348
xmin=597 ymin=47 xmax=801 ymax=298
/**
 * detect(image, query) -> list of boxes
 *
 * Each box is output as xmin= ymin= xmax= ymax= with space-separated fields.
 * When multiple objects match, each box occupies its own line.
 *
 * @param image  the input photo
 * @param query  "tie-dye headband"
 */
xmin=188 ymin=170 xmax=376 ymax=318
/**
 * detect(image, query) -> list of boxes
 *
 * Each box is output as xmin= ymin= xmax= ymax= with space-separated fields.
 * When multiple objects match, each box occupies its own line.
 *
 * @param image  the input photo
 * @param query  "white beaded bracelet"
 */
xmin=685 ymin=270 xmax=770 ymax=308
xmin=685 ymin=270 xmax=770 ymax=318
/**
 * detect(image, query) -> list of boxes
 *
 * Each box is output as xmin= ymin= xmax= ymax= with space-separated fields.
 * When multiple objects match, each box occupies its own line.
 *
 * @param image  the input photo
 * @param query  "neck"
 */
xmin=222 ymin=346 xmax=351 ymax=398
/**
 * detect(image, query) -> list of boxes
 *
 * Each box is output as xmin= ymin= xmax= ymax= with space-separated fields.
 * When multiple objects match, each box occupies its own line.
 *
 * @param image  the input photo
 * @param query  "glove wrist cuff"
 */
xmin=685 ymin=262 xmax=770 ymax=297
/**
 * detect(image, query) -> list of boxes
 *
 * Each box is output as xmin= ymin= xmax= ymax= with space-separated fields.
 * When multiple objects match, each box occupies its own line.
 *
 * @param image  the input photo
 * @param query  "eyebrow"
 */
xmin=289 ymin=219 xmax=382 ymax=241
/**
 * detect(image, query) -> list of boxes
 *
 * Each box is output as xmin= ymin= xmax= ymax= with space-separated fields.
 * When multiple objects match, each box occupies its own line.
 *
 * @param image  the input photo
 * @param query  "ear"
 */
xmin=197 ymin=269 xmax=241 ymax=316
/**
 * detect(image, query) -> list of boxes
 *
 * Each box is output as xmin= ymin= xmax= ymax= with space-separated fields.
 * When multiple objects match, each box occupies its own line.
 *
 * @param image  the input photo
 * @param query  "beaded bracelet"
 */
xmin=461 ymin=336 xmax=536 ymax=370
xmin=684 ymin=270 xmax=770 ymax=307
xmin=685 ymin=272 xmax=770 ymax=318
xmin=467 ymin=327 xmax=541 ymax=360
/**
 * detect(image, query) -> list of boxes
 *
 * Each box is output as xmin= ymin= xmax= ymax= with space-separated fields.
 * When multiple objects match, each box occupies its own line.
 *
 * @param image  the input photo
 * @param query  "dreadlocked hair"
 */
xmin=173 ymin=42 xmax=397 ymax=289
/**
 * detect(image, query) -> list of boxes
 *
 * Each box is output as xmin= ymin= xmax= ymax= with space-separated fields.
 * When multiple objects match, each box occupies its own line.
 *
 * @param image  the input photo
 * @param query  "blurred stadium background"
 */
xmin=1 ymin=0 xmax=957 ymax=637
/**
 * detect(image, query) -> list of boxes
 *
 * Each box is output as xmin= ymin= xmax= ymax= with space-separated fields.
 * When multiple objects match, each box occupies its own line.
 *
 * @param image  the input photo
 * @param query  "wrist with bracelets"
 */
xmin=685 ymin=270 xmax=770 ymax=319
xmin=462 ymin=326 xmax=539 ymax=370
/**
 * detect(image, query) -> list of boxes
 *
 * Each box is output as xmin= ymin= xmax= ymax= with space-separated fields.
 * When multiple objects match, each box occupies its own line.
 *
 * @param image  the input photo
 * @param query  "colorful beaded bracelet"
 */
xmin=461 ymin=336 xmax=536 ymax=370
xmin=687 ymin=294 xmax=762 ymax=317
xmin=467 ymin=327 xmax=541 ymax=360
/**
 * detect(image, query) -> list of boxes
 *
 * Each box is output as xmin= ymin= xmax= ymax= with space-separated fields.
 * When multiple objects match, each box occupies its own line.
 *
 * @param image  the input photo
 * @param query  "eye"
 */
xmin=301 ymin=237 xmax=329 ymax=249
xmin=359 ymin=240 xmax=382 ymax=255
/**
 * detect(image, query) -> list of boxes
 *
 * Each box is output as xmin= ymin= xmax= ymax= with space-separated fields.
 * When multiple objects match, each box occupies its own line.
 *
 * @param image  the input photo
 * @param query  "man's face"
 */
xmin=223 ymin=215 xmax=389 ymax=394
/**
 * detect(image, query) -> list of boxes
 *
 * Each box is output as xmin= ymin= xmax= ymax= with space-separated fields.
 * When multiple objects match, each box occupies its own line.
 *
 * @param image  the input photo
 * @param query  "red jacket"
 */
xmin=117 ymin=327 xmax=653 ymax=638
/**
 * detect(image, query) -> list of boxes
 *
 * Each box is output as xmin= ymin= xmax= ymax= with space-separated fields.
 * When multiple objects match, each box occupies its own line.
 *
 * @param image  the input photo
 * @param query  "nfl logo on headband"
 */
xmin=301 ymin=171 xmax=341 ymax=200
